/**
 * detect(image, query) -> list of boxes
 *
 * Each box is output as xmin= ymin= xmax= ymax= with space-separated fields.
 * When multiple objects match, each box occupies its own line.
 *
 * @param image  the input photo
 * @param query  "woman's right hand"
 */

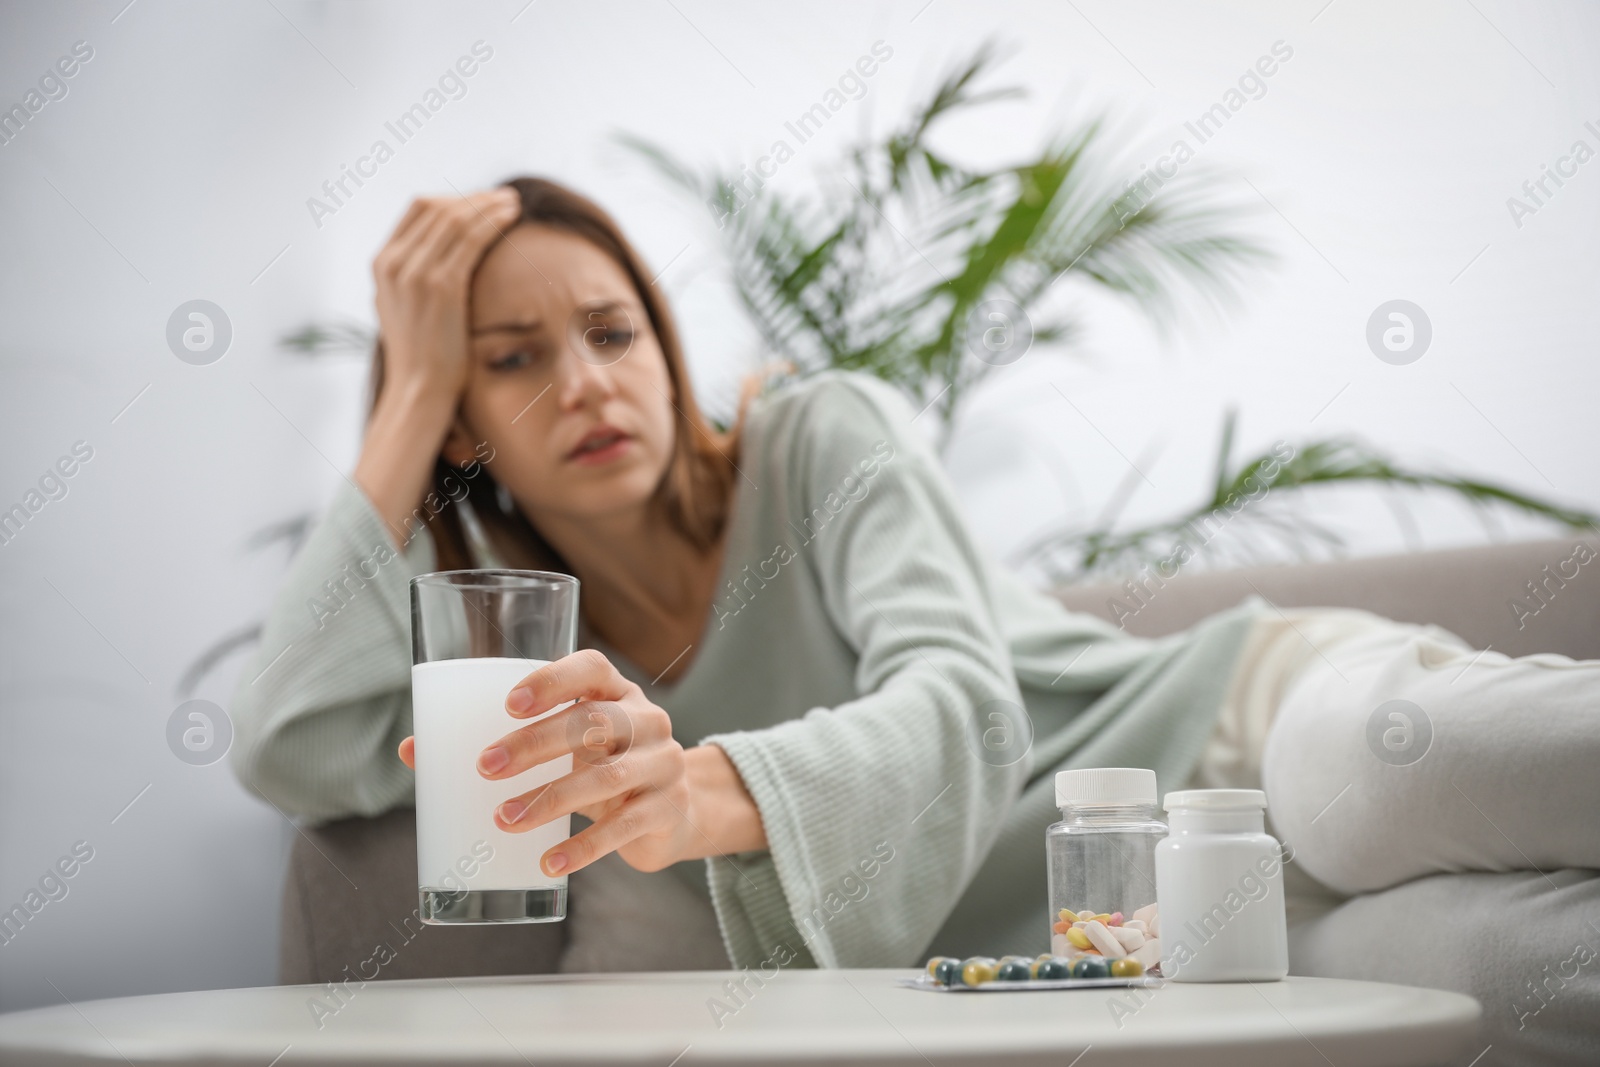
xmin=355 ymin=187 xmax=523 ymax=549
xmin=371 ymin=187 xmax=522 ymax=400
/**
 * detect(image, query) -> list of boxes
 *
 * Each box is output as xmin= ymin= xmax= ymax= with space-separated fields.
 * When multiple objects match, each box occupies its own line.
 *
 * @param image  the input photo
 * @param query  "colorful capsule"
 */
xmin=996 ymin=960 xmax=1031 ymax=982
xmin=961 ymin=957 xmax=999 ymax=986
xmin=1036 ymin=957 xmax=1071 ymax=980
xmin=1071 ymin=956 xmax=1111 ymax=980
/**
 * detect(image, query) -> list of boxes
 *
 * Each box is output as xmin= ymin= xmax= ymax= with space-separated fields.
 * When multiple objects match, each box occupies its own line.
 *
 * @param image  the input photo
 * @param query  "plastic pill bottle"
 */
xmin=1154 ymin=788 xmax=1289 ymax=982
xmin=1046 ymin=768 xmax=1165 ymax=948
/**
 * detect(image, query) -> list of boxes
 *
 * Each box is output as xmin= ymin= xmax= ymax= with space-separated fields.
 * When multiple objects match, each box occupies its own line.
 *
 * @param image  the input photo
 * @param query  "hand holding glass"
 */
xmin=407 ymin=568 xmax=701 ymax=924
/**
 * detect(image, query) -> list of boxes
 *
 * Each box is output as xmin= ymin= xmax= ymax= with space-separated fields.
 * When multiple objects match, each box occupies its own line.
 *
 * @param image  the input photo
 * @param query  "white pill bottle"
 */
xmin=1153 ymin=789 xmax=1289 ymax=982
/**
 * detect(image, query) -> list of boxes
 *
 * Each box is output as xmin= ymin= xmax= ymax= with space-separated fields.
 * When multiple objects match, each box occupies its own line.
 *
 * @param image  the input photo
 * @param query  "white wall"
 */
xmin=0 ymin=0 xmax=1595 ymax=1011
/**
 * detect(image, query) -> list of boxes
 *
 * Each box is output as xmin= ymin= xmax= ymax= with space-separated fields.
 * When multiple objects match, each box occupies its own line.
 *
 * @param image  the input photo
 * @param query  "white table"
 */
xmin=0 ymin=970 xmax=1480 ymax=1066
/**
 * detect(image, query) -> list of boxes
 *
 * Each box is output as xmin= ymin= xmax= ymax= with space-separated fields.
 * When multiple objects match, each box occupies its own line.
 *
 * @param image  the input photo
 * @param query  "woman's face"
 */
xmin=446 ymin=223 xmax=677 ymax=525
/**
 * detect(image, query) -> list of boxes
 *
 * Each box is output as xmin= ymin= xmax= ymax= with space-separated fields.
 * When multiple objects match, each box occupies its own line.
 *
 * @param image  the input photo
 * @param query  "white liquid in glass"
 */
xmin=412 ymin=657 xmax=572 ymax=892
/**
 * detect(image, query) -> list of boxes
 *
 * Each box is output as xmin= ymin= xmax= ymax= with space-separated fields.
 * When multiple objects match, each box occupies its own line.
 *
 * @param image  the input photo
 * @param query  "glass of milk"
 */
xmin=410 ymin=569 xmax=579 ymax=924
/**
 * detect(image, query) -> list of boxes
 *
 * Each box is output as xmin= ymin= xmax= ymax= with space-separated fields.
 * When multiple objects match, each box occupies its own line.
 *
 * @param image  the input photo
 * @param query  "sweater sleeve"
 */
xmin=699 ymin=373 xmax=1029 ymax=969
xmin=228 ymin=479 xmax=433 ymax=824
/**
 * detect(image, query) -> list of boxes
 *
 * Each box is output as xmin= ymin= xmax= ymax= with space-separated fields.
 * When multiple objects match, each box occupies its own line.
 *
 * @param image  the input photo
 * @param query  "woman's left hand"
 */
xmin=397 ymin=648 xmax=696 ymax=876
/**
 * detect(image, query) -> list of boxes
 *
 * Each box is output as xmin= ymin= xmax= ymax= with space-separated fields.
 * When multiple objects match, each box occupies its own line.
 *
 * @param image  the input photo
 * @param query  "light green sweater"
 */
xmin=230 ymin=369 xmax=1262 ymax=969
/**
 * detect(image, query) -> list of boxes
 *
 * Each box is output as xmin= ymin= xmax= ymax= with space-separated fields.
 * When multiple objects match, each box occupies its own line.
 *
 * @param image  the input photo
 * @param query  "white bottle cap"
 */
xmin=1054 ymin=767 xmax=1157 ymax=809
xmin=1162 ymin=788 xmax=1267 ymax=812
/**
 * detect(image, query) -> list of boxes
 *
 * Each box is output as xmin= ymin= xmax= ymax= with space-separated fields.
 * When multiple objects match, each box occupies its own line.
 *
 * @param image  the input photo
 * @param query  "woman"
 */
xmin=230 ymin=178 xmax=1600 ymax=1012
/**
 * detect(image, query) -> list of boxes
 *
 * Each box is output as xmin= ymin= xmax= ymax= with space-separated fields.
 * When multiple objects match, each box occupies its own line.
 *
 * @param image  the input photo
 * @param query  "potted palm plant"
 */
xmin=618 ymin=43 xmax=1596 ymax=583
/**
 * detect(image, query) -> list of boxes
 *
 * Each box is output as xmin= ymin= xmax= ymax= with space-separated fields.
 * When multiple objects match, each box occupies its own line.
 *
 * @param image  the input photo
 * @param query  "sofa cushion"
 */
xmin=280 ymin=809 xmax=731 ymax=984
xmin=1052 ymin=536 xmax=1599 ymax=660
xmin=279 ymin=807 xmax=564 ymax=985
xmin=1289 ymin=867 xmax=1600 ymax=1067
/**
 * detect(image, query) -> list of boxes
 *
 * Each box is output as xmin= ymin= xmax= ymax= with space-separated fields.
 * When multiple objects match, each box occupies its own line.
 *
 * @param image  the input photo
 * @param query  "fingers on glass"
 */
xmin=507 ymin=648 xmax=626 ymax=718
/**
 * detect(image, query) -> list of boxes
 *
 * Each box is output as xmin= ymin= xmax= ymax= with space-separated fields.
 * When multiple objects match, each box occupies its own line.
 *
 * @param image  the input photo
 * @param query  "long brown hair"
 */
xmin=367 ymin=176 xmax=745 ymax=575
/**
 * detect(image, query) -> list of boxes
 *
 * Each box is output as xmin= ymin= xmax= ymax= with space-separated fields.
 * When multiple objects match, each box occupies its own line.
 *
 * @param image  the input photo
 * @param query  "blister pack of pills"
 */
xmin=906 ymin=953 xmax=1165 ymax=991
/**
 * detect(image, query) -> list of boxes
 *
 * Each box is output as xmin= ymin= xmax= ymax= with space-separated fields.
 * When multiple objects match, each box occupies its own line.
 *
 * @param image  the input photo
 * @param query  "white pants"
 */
xmin=1188 ymin=606 xmax=1600 ymax=916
